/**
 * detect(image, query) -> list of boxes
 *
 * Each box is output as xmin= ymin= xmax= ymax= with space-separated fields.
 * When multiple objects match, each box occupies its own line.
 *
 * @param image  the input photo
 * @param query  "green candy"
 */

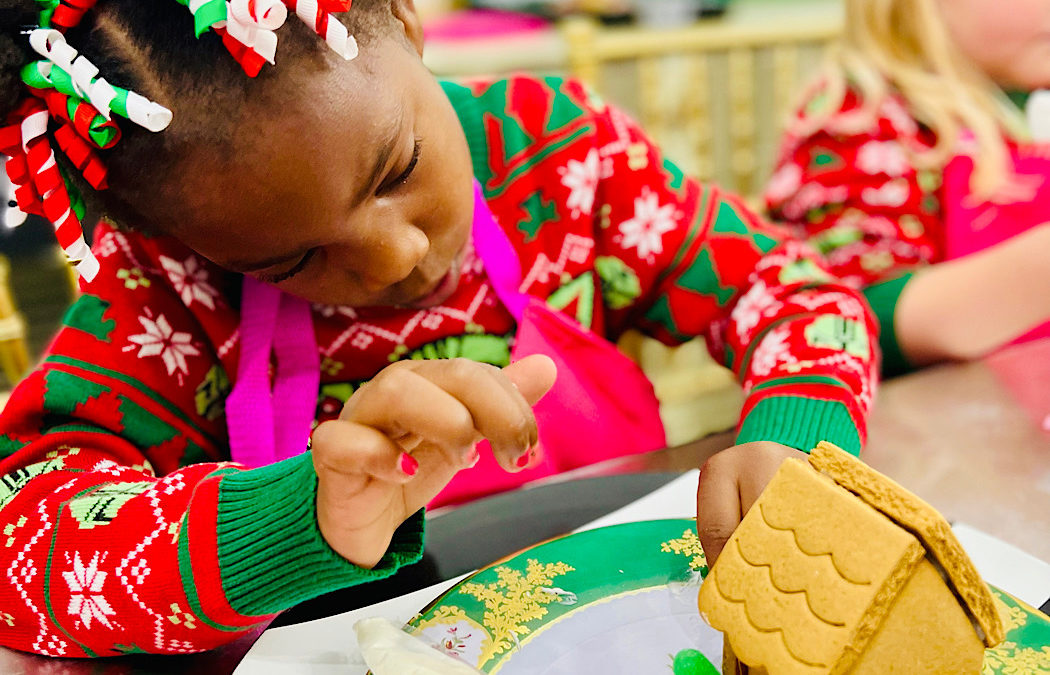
xmin=671 ymin=648 xmax=719 ymax=675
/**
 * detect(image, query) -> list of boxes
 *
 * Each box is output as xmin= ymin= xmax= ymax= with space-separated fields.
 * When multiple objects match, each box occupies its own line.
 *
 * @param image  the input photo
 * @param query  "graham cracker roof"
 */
xmin=699 ymin=443 xmax=1004 ymax=675
xmin=699 ymin=457 xmax=925 ymax=674
xmin=808 ymin=441 xmax=1003 ymax=647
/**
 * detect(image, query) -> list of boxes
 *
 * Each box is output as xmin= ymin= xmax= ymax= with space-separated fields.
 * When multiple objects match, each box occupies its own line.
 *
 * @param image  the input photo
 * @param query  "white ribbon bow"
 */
xmin=223 ymin=0 xmax=288 ymax=65
xmin=289 ymin=0 xmax=358 ymax=61
xmin=28 ymin=29 xmax=172 ymax=133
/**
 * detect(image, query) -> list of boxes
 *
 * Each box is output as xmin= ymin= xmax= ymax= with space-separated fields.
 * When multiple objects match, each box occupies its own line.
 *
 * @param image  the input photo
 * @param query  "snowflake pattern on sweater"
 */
xmin=0 ymin=76 xmax=878 ymax=657
xmin=764 ymin=88 xmax=948 ymax=289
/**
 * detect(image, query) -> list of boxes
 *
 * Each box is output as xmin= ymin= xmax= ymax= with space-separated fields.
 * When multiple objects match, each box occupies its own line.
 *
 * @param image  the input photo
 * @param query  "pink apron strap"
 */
xmin=271 ymin=292 xmax=321 ymax=458
xmin=226 ymin=276 xmax=319 ymax=467
xmin=433 ymin=182 xmax=666 ymax=507
xmin=470 ymin=181 xmax=528 ymax=321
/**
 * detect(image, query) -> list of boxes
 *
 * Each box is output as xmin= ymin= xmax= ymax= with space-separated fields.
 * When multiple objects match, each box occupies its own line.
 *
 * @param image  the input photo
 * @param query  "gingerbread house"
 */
xmin=698 ymin=442 xmax=1004 ymax=675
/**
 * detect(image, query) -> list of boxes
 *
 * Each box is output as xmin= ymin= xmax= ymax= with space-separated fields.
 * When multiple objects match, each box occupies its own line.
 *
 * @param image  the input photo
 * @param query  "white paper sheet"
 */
xmin=237 ymin=576 xmax=467 ymax=675
xmin=953 ymin=523 xmax=1050 ymax=608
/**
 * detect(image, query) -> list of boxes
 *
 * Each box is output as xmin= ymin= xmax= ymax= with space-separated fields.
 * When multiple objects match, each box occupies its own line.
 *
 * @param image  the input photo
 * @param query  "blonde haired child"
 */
xmin=767 ymin=0 xmax=1050 ymax=373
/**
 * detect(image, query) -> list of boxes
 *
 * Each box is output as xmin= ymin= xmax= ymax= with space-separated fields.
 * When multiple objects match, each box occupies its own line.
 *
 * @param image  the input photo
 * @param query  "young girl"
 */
xmin=0 ymin=0 xmax=877 ymax=657
xmin=766 ymin=0 xmax=1050 ymax=375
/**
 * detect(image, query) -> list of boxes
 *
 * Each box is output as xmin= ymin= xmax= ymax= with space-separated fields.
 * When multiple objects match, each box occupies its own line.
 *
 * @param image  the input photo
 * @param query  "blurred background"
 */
xmin=0 ymin=0 xmax=842 ymax=442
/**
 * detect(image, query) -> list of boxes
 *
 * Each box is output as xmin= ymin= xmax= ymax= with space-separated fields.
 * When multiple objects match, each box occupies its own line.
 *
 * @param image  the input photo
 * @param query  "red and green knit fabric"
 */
xmin=0 ymin=76 xmax=878 ymax=657
xmin=764 ymin=86 xmax=961 ymax=372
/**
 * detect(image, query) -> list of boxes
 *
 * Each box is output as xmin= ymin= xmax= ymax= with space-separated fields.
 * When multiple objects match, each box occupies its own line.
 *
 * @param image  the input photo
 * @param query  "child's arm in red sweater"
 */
xmin=0 ymin=232 xmax=426 ymax=657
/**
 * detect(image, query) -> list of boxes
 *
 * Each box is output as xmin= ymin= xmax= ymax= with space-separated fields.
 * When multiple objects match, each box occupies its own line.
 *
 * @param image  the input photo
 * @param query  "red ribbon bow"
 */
xmin=315 ymin=0 xmax=353 ymax=12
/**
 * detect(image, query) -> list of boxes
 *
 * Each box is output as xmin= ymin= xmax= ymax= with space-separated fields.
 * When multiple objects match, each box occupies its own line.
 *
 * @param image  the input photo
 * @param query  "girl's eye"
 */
xmin=378 ymin=138 xmax=422 ymax=195
xmin=258 ymin=248 xmax=318 ymax=284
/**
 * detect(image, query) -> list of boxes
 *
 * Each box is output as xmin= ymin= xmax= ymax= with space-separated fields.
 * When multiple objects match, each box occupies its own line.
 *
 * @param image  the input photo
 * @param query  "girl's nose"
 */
xmin=331 ymin=221 xmax=430 ymax=293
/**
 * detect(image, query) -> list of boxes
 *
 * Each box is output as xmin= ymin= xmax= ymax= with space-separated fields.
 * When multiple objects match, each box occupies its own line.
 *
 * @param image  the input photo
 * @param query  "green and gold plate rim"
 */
xmin=404 ymin=519 xmax=1050 ymax=673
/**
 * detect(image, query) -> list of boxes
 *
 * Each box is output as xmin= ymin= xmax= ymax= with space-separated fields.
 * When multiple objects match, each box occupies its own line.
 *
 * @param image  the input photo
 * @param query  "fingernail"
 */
xmin=515 ymin=450 xmax=532 ymax=468
xmin=400 ymin=453 xmax=419 ymax=477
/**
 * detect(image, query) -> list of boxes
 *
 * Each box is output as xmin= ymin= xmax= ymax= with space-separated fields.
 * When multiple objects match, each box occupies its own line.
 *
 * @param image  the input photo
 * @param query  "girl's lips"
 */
xmin=406 ymin=240 xmax=470 ymax=308
xmin=408 ymin=265 xmax=460 ymax=308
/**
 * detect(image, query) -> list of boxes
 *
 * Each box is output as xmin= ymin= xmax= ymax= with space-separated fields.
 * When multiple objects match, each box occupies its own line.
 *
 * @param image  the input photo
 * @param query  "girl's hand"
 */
xmin=311 ymin=355 xmax=557 ymax=568
xmin=695 ymin=441 xmax=807 ymax=565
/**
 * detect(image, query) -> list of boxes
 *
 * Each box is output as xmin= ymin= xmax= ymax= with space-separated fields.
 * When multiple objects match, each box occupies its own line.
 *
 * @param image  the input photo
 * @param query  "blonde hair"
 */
xmin=803 ymin=0 xmax=1028 ymax=198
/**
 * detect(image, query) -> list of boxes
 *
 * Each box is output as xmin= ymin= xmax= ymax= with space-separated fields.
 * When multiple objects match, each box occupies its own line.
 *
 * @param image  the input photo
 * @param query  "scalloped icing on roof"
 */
xmin=699 ymin=457 xmax=927 ymax=674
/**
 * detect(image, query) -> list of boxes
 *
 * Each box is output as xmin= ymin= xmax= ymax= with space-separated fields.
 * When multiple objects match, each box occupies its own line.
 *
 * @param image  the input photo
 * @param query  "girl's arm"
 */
xmin=569 ymin=82 xmax=878 ymax=563
xmin=891 ymin=223 xmax=1050 ymax=364
xmin=0 ymin=227 xmax=424 ymax=657
xmin=765 ymin=92 xmax=947 ymax=373
xmin=769 ymin=91 xmax=1050 ymax=368
xmin=582 ymin=102 xmax=879 ymax=458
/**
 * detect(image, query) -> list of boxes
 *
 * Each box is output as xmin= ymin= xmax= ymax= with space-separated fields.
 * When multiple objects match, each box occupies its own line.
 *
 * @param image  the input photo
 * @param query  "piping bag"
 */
xmin=355 ymin=618 xmax=484 ymax=675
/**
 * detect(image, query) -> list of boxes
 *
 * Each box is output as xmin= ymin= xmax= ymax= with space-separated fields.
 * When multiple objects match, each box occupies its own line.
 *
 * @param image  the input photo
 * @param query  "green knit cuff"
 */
xmin=736 ymin=395 xmax=861 ymax=456
xmin=863 ymin=273 xmax=915 ymax=377
xmin=215 ymin=453 xmax=425 ymax=617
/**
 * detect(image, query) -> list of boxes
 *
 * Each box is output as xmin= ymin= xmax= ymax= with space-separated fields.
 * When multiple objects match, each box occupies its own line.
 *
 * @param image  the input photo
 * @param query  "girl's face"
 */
xmin=937 ymin=0 xmax=1050 ymax=90
xmin=157 ymin=2 xmax=475 ymax=308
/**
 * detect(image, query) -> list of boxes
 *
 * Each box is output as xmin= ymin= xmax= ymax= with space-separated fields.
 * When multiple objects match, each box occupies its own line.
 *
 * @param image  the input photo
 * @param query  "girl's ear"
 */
xmin=390 ymin=0 xmax=424 ymax=56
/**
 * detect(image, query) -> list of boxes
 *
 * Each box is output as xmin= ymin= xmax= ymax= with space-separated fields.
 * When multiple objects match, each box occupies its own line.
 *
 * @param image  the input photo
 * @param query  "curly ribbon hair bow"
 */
xmin=180 ymin=0 xmax=356 ymax=77
xmin=1 ymin=99 xmax=100 ymax=279
xmin=2 ymin=0 xmax=359 ymax=281
xmin=0 ymin=29 xmax=172 ymax=281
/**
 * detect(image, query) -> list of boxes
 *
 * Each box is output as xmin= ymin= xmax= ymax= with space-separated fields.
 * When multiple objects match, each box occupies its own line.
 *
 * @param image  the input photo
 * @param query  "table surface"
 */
xmin=550 ymin=338 xmax=1050 ymax=563
xmin=3 ymin=339 xmax=1048 ymax=673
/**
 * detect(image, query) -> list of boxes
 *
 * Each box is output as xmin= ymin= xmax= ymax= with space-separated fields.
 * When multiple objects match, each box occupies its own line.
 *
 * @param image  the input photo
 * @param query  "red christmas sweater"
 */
xmin=764 ymin=86 xmax=1027 ymax=372
xmin=0 ymin=76 xmax=878 ymax=657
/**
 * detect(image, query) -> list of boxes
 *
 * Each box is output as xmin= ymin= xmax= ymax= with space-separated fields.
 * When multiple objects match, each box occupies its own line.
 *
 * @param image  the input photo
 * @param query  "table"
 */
xmin=3 ymin=340 xmax=1049 ymax=673
xmin=551 ymin=338 xmax=1050 ymax=563
xmin=236 ymin=474 xmax=1050 ymax=674
xmin=865 ymin=339 xmax=1050 ymax=562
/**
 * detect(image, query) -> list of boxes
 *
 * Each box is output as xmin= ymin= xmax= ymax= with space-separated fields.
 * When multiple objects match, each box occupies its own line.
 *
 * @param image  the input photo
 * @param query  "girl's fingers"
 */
xmin=399 ymin=359 xmax=537 ymax=468
xmin=419 ymin=357 xmax=556 ymax=470
xmin=695 ymin=450 xmax=743 ymax=566
xmin=311 ymin=419 xmax=417 ymax=484
xmin=497 ymin=355 xmax=557 ymax=469
xmin=397 ymin=442 xmax=464 ymax=514
xmin=695 ymin=443 xmax=804 ymax=567
xmin=335 ymin=355 xmax=557 ymax=473
xmin=346 ymin=358 xmax=552 ymax=471
xmin=312 ymin=420 xmax=464 ymax=525
xmin=502 ymin=354 xmax=558 ymax=407
xmin=343 ymin=364 xmax=483 ymax=464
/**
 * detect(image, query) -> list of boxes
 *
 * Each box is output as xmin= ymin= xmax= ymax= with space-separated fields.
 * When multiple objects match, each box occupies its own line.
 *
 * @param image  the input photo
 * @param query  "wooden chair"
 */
xmin=566 ymin=12 xmax=842 ymax=444
xmin=0 ymin=239 xmax=80 ymax=391
xmin=563 ymin=13 xmax=841 ymax=199
xmin=0 ymin=255 xmax=31 ymax=388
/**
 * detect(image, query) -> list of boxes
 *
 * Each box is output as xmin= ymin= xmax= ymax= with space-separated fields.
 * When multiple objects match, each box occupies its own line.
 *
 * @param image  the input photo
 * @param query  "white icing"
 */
xmin=355 ymin=617 xmax=484 ymax=675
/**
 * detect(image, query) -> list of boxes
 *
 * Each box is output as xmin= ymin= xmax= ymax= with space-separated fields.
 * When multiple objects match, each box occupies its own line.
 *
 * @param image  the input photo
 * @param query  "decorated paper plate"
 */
xmin=405 ymin=519 xmax=1050 ymax=674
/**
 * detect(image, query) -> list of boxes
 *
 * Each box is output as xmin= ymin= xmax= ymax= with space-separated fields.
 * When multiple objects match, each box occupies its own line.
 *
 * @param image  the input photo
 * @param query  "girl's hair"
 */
xmin=801 ymin=0 xmax=1028 ymax=198
xmin=0 ymin=0 xmax=391 ymax=231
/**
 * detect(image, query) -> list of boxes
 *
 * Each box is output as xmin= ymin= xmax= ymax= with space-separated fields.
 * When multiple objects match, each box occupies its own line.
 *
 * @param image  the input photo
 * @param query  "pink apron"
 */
xmin=225 ymin=182 xmax=666 ymax=508
xmin=943 ymin=144 xmax=1050 ymax=345
xmin=434 ymin=183 xmax=666 ymax=505
xmin=943 ymin=145 xmax=1050 ymax=432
